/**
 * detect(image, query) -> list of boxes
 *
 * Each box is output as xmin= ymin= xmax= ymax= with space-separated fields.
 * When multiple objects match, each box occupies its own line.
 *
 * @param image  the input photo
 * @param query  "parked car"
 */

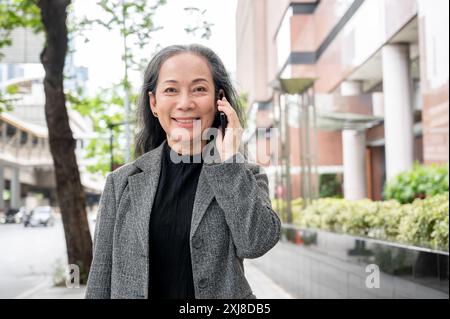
xmin=2 ymin=208 xmax=19 ymax=224
xmin=14 ymin=207 xmax=29 ymax=224
xmin=24 ymin=206 xmax=55 ymax=227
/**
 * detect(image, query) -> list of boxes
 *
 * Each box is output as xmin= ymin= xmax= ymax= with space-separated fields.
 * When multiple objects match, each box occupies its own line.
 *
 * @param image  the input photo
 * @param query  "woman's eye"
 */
xmin=164 ymin=88 xmax=177 ymax=93
xmin=194 ymin=87 xmax=207 ymax=92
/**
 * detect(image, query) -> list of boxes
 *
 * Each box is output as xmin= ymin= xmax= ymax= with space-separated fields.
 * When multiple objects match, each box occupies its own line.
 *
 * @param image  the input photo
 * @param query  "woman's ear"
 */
xmin=148 ymin=91 xmax=157 ymax=114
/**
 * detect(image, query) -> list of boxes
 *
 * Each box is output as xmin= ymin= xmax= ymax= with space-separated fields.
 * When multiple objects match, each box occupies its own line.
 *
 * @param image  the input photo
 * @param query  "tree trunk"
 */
xmin=37 ymin=0 xmax=92 ymax=284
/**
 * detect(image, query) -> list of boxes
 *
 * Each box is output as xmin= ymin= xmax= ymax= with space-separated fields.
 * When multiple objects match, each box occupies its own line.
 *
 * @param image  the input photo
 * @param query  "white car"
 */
xmin=24 ymin=206 xmax=55 ymax=227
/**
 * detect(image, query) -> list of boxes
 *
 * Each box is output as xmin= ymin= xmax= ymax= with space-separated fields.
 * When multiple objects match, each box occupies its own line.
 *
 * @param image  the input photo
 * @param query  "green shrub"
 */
xmin=319 ymin=174 xmax=343 ymax=198
xmin=397 ymin=193 xmax=449 ymax=250
xmin=292 ymin=193 xmax=449 ymax=251
xmin=384 ymin=162 xmax=449 ymax=204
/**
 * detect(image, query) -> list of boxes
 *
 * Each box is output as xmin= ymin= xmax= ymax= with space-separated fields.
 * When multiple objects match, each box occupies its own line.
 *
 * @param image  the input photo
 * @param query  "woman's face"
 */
xmin=149 ymin=53 xmax=216 ymax=150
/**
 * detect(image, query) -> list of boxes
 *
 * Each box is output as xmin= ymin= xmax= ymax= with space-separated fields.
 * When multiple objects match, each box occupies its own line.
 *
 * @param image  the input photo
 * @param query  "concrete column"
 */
xmin=342 ymin=130 xmax=367 ymax=199
xmin=372 ymin=92 xmax=385 ymax=118
xmin=382 ymin=44 xmax=414 ymax=180
xmin=340 ymin=81 xmax=367 ymax=199
xmin=11 ymin=167 xmax=21 ymax=209
xmin=340 ymin=81 xmax=363 ymax=96
xmin=0 ymin=166 xmax=4 ymax=211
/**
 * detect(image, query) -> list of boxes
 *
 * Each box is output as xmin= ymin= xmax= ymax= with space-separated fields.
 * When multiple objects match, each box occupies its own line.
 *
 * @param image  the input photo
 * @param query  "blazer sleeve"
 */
xmin=203 ymin=153 xmax=281 ymax=259
xmin=85 ymin=173 xmax=116 ymax=299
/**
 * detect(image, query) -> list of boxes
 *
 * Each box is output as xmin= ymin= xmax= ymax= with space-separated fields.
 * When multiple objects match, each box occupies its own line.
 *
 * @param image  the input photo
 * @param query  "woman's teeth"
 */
xmin=174 ymin=118 xmax=200 ymax=123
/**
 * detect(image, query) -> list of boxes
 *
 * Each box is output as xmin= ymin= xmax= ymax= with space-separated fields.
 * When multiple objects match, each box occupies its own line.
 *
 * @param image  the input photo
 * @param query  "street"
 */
xmin=0 ymin=217 xmax=94 ymax=299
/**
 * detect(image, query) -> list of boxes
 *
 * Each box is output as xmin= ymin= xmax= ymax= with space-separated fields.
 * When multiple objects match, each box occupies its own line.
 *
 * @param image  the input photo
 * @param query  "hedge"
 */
xmin=384 ymin=163 xmax=449 ymax=204
xmin=272 ymin=193 xmax=449 ymax=251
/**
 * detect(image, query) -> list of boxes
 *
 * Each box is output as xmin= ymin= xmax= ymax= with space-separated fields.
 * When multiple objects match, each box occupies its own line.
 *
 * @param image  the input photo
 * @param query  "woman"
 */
xmin=85 ymin=44 xmax=281 ymax=299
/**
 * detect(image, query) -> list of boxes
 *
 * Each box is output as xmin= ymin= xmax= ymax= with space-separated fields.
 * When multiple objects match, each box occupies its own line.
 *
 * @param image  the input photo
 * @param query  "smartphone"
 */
xmin=215 ymin=89 xmax=228 ymax=137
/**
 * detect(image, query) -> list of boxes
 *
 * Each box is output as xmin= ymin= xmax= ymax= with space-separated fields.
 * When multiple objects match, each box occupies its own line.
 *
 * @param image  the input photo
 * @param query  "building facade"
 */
xmin=236 ymin=0 xmax=449 ymax=202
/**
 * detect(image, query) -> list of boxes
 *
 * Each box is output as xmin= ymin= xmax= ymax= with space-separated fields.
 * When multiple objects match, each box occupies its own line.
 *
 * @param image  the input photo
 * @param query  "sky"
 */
xmin=71 ymin=0 xmax=238 ymax=94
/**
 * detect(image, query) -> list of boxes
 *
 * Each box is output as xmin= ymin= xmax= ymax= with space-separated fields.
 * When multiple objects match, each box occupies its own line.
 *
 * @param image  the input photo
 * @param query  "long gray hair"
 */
xmin=134 ymin=44 xmax=245 ymax=158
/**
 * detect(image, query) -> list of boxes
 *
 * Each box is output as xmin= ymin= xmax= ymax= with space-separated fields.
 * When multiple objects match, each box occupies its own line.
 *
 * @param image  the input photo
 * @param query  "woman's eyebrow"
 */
xmin=161 ymin=78 xmax=210 ymax=84
xmin=162 ymin=79 xmax=178 ymax=84
xmin=191 ymin=78 xmax=209 ymax=84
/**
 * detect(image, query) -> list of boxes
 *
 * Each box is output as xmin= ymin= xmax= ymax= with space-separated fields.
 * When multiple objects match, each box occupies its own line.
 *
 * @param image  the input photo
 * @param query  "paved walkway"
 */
xmin=14 ymin=281 xmax=85 ymax=299
xmin=244 ymin=260 xmax=292 ymax=299
xmin=15 ymin=260 xmax=291 ymax=299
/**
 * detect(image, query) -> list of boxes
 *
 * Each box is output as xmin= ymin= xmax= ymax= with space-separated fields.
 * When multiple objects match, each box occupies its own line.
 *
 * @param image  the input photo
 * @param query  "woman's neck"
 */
xmin=166 ymin=138 xmax=207 ymax=156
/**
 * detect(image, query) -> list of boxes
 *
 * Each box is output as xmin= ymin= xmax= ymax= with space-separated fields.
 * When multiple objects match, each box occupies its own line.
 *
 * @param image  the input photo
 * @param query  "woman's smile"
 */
xmin=171 ymin=116 xmax=202 ymax=128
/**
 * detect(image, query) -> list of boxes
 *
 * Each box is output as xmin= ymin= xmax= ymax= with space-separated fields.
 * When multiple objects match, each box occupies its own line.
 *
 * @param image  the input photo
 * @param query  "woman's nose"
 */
xmin=176 ymin=93 xmax=195 ymax=110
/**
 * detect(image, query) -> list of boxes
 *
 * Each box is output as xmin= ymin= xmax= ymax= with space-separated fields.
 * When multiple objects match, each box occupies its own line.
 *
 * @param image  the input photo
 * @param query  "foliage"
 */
xmin=67 ymin=0 xmax=170 ymax=167
xmin=397 ymin=193 xmax=449 ymax=250
xmin=75 ymin=0 xmax=166 ymax=74
xmin=0 ymin=0 xmax=42 ymax=58
xmin=0 ymin=89 xmax=19 ymax=113
xmin=319 ymin=173 xmax=343 ymax=198
xmin=52 ymin=258 xmax=67 ymax=287
xmin=183 ymin=7 xmax=214 ymax=40
xmin=290 ymin=193 xmax=449 ymax=251
xmin=66 ymin=84 xmax=137 ymax=175
xmin=0 ymin=0 xmax=41 ymax=112
xmin=384 ymin=162 xmax=449 ymax=204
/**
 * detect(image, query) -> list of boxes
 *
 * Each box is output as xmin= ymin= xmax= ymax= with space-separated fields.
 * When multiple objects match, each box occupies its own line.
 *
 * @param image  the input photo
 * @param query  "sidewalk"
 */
xmin=244 ymin=260 xmax=292 ymax=299
xmin=15 ymin=278 xmax=86 ymax=299
xmin=17 ymin=261 xmax=291 ymax=299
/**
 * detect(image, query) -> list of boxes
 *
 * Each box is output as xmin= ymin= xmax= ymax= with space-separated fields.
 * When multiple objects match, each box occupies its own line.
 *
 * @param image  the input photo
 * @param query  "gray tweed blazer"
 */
xmin=85 ymin=140 xmax=281 ymax=299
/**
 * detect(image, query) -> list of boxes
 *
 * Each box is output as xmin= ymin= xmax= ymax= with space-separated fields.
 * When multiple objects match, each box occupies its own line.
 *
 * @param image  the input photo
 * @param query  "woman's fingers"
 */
xmin=214 ymin=96 xmax=243 ymax=162
xmin=217 ymin=98 xmax=239 ymax=129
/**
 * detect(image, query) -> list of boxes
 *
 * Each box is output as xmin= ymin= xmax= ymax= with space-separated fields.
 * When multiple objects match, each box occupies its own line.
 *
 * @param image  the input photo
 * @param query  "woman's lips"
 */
xmin=172 ymin=117 xmax=201 ymax=128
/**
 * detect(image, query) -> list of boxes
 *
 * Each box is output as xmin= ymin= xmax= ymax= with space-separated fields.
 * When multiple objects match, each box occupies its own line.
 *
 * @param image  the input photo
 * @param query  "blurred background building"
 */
xmin=0 ymin=28 xmax=102 ymax=213
xmin=237 ymin=0 xmax=449 ymax=204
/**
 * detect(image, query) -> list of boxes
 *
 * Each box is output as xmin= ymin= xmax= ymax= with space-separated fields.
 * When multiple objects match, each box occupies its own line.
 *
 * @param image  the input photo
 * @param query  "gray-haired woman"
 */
xmin=85 ymin=44 xmax=281 ymax=299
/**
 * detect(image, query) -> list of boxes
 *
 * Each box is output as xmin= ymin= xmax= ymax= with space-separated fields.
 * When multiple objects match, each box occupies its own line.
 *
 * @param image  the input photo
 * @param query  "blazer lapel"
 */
xmin=189 ymin=138 xmax=222 ymax=240
xmin=189 ymin=167 xmax=215 ymax=241
xmin=129 ymin=141 xmax=164 ymax=256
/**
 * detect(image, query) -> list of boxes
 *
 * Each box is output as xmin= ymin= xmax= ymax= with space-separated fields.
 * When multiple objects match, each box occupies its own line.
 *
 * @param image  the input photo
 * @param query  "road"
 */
xmin=0 ymin=217 xmax=95 ymax=299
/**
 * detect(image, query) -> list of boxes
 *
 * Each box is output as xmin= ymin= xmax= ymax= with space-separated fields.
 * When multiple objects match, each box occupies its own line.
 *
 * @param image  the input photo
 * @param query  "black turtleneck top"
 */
xmin=148 ymin=141 xmax=204 ymax=299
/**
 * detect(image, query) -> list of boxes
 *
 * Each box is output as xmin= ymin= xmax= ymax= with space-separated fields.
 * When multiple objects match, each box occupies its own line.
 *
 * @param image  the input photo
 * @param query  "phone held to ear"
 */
xmin=214 ymin=89 xmax=228 ymax=138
